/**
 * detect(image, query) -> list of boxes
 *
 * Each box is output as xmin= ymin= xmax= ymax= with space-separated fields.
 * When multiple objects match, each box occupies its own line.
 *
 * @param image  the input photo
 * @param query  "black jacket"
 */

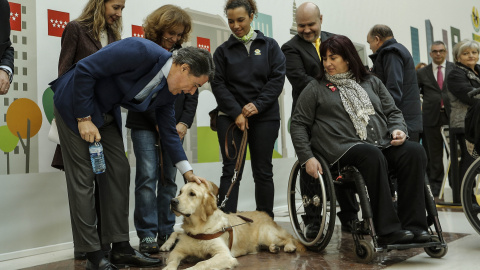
xmin=211 ymin=30 xmax=286 ymax=122
xmin=0 ymin=0 xmax=14 ymax=72
xmin=417 ymin=61 xmax=454 ymax=126
xmin=281 ymin=31 xmax=334 ymax=115
xmin=369 ymin=38 xmax=422 ymax=133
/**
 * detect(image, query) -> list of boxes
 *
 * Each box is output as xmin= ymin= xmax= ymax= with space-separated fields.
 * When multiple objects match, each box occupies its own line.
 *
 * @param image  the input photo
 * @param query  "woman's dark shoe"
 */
xmin=412 ymin=230 xmax=431 ymax=243
xmin=110 ymin=249 xmax=162 ymax=268
xmin=305 ymin=223 xmax=320 ymax=239
xmin=377 ymin=230 xmax=414 ymax=246
xmin=86 ymin=258 xmax=117 ymax=270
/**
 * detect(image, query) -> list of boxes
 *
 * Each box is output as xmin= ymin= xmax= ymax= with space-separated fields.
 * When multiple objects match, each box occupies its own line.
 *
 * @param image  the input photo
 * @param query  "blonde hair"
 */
xmin=76 ymin=0 xmax=123 ymax=41
xmin=143 ymin=5 xmax=192 ymax=46
xmin=452 ymin=39 xmax=480 ymax=62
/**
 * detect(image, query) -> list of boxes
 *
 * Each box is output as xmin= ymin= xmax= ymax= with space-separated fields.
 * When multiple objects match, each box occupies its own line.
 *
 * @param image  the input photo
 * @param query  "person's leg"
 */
xmin=383 ymin=141 xmax=429 ymax=239
xmin=338 ymin=144 xmax=402 ymax=236
xmin=157 ymin=138 xmax=178 ymax=244
xmin=216 ymin=115 xmax=245 ymax=213
xmin=248 ymin=120 xmax=280 ymax=218
xmin=54 ymin=108 xmax=102 ymax=264
xmin=423 ymin=124 xmax=445 ymax=195
xmin=95 ymin=113 xmax=131 ymax=246
xmin=131 ymin=129 xmax=161 ymax=253
xmin=131 ymin=129 xmax=159 ymax=240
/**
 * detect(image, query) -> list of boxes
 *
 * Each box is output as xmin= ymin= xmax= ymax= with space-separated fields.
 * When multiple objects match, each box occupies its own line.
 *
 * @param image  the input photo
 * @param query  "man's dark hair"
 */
xmin=369 ymin=24 xmax=394 ymax=41
xmin=319 ymin=35 xmax=370 ymax=82
xmin=173 ymin=47 xmax=215 ymax=82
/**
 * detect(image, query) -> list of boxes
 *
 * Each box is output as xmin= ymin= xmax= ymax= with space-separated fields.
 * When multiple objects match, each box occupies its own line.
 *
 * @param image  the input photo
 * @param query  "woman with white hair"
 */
xmin=446 ymin=39 xmax=480 ymax=185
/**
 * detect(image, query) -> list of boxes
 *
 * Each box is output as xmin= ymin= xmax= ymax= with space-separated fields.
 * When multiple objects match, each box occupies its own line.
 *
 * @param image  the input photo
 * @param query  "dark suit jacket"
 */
xmin=58 ymin=20 xmax=116 ymax=76
xmin=0 ymin=0 xmax=14 ymax=71
xmin=417 ymin=61 xmax=454 ymax=126
xmin=281 ymin=31 xmax=334 ymax=115
xmin=50 ymin=37 xmax=187 ymax=164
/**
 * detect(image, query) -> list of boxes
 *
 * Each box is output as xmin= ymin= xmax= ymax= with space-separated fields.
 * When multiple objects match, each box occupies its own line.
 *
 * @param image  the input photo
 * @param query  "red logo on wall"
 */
xmin=9 ymin=2 xmax=21 ymax=31
xmin=197 ymin=37 xmax=211 ymax=52
xmin=132 ymin=25 xmax=144 ymax=38
xmin=48 ymin=9 xmax=69 ymax=37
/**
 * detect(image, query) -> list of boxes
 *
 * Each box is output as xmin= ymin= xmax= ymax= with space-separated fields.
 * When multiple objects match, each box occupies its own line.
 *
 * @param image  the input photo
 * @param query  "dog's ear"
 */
xmin=210 ymin=181 xmax=219 ymax=197
xmin=200 ymin=186 xmax=217 ymax=222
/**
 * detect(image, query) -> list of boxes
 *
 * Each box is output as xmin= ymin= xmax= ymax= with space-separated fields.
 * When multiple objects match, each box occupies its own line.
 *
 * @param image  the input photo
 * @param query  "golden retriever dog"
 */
xmin=161 ymin=180 xmax=305 ymax=270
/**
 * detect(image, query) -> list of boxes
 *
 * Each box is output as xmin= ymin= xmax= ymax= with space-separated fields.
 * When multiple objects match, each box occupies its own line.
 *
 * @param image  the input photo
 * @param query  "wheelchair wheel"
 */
xmin=424 ymin=236 xmax=448 ymax=258
xmin=460 ymin=158 xmax=480 ymax=235
xmin=354 ymin=239 xmax=374 ymax=263
xmin=287 ymin=157 xmax=336 ymax=252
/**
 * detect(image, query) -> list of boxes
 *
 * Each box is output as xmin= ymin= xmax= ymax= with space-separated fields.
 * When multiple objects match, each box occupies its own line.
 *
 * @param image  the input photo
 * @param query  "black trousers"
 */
xmin=55 ymin=108 xmax=130 ymax=252
xmin=216 ymin=115 xmax=279 ymax=218
xmin=423 ymin=111 xmax=449 ymax=185
xmin=336 ymin=142 xmax=428 ymax=235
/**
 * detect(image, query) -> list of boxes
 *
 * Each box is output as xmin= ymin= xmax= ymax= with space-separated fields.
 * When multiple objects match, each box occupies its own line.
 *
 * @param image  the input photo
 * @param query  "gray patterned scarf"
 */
xmin=325 ymin=71 xmax=375 ymax=140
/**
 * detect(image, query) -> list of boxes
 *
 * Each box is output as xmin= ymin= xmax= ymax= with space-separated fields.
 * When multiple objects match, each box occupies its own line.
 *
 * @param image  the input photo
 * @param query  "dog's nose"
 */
xmin=171 ymin=198 xmax=179 ymax=207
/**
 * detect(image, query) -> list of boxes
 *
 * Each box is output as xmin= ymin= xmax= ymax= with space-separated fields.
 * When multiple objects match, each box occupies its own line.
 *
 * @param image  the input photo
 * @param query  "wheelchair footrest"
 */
xmin=380 ymin=241 xmax=446 ymax=251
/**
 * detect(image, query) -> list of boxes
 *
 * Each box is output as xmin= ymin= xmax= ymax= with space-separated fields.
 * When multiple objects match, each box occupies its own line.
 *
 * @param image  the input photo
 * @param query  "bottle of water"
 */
xmin=89 ymin=142 xmax=106 ymax=174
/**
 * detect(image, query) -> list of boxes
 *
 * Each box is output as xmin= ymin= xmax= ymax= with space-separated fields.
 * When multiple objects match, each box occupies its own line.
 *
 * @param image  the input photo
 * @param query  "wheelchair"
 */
xmin=287 ymin=155 xmax=448 ymax=263
xmin=461 ymin=157 xmax=480 ymax=234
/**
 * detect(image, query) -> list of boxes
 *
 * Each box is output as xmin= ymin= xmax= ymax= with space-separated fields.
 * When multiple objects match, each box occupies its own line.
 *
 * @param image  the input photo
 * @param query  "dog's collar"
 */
xmin=186 ymin=215 xmax=254 ymax=250
xmin=187 ymin=227 xmax=234 ymax=250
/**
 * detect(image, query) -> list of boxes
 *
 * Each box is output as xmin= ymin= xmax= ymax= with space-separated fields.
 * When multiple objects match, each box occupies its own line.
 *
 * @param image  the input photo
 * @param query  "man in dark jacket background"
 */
xmin=367 ymin=24 xmax=423 ymax=142
xmin=0 ymin=0 xmax=14 ymax=95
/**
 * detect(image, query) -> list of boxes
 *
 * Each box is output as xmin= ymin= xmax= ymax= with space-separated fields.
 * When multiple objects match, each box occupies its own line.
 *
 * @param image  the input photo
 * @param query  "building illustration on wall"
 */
xmin=1 ymin=1 xmax=40 ymax=175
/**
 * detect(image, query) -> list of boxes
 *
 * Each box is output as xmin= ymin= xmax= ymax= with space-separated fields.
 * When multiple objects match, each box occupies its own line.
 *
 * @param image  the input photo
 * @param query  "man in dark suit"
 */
xmin=282 ymin=2 xmax=360 ymax=236
xmin=281 ymin=2 xmax=333 ymax=115
xmin=0 ymin=0 xmax=14 ymax=95
xmin=50 ymin=39 xmax=214 ymax=268
xmin=417 ymin=41 xmax=453 ymax=195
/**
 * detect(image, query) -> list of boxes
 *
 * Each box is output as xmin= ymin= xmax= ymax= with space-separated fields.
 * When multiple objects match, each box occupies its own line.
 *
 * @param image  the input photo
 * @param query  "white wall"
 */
xmin=2 ymin=0 xmax=480 ymax=260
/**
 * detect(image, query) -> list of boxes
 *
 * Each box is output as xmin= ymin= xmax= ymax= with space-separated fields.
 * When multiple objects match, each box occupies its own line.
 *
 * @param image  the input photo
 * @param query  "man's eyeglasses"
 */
xmin=431 ymin=49 xmax=446 ymax=54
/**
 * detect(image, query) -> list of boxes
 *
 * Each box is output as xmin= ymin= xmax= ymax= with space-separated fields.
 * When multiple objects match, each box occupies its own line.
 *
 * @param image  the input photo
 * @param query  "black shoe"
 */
xmin=341 ymin=219 xmax=369 ymax=235
xmin=305 ymin=223 xmax=320 ymax=239
xmin=139 ymin=237 xmax=159 ymax=254
xmin=377 ymin=230 xmax=414 ymax=246
xmin=74 ymin=251 xmax=87 ymax=260
xmin=86 ymin=258 xmax=117 ymax=270
xmin=110 ymin=249 xmax=162 ymax=268
xmin=412 ymin=230 xmax=431 ymax=243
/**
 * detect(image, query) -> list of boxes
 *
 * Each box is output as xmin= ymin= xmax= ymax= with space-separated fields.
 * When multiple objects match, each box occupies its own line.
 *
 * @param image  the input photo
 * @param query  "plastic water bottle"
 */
xmin=89 ymin=142 xmax=106 ymax=174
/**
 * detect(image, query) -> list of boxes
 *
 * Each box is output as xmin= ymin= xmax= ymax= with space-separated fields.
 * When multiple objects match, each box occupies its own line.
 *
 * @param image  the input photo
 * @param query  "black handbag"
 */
xmin=209 ymin=108 xmax=218 ymax=131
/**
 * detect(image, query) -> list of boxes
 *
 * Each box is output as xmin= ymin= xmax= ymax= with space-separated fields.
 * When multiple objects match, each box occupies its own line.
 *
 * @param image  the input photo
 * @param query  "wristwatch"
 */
xmin=76 ymin=116 xmax=92 ymax=122
xmin=0 ymin=67 xmax=12 ymax=83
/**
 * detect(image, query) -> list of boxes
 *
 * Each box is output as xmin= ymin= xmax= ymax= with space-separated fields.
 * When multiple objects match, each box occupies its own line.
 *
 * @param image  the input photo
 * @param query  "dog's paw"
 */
xmin=268 ymin=244 xmax=280 ymax=254
xmin=284 ymin=243 xmax=297 ymax=253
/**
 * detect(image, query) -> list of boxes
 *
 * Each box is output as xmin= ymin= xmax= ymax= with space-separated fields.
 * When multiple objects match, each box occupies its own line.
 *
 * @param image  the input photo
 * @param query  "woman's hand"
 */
xmin=390 ymin=129 xmax=406 ymax=146
xmin=235 ymin=114 xmax=249 ymax=131
xmin=183 ymin=170 xmax=206 ymax=185
xmin=305 ymin=157 xmax=323 ymax=178
xmin=176 ymin=123 xmax=188 ymax=140
xmin=242 ymin=103 xmax=258 ymax=118
xmin=78 ymin=121 xmax=101 ymax=143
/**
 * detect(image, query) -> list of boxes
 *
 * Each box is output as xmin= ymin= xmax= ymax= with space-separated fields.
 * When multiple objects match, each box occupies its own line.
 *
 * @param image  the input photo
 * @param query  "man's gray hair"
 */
xmin=173 ymin=47 xmax=215 ymax=82
xmin=431 ymin=40 xmax=446 ymax=50
xmin=452 ymin=39 xmax=480 ymax=62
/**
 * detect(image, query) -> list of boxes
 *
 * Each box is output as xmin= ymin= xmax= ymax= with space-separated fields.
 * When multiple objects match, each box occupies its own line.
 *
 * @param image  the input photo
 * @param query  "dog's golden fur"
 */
xmin=161 ymin=181 xmax=305 ymax=270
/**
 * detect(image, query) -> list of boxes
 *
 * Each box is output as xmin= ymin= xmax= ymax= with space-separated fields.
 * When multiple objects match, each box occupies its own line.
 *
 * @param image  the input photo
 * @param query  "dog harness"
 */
xmin=186 ymin=215 xmax=253 ymax=250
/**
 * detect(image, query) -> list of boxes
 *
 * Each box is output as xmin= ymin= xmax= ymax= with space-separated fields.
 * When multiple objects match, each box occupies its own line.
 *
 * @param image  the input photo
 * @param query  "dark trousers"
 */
xmin=423 ymin=111 xmax=449 ymax=186
xmin=337 ymin=142 xmax=428 ymax=235
xmin=55 ymin=108 xmax=130 ymax=252
xmin=216 ymin=115 xmax=279 ymax=218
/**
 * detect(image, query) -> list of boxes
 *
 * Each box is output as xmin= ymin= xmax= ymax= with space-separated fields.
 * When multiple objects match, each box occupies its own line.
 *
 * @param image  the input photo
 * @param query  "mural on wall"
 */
xmin=1 ymin=1 xmax=39 ymax=175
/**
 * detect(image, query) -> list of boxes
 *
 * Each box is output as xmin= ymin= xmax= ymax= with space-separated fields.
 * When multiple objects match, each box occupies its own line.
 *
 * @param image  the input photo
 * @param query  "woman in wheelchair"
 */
xmin=290 ymin=35 xmax=430 ymax=246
